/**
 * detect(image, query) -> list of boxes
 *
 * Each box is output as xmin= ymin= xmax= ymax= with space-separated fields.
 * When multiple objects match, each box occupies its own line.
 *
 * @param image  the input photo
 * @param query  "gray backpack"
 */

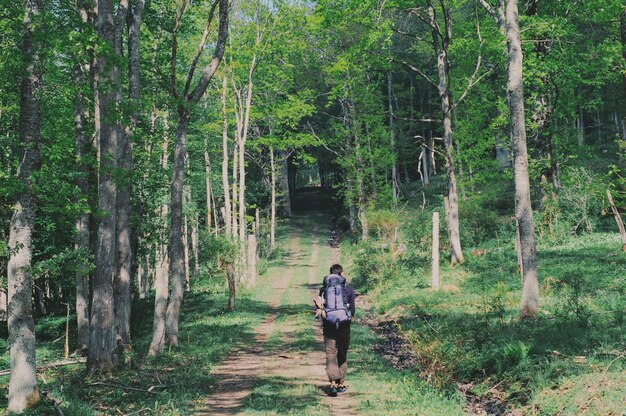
xmin=323 ymin=274 xmax=351 ymax=327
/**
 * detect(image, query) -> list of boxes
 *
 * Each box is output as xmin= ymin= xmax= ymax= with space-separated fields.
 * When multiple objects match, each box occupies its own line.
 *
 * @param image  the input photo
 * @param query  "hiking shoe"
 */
xmin=328 ymin=386 xmax=338 ymax=397
xmin=337 ymin=385 xmax=347 ymax=393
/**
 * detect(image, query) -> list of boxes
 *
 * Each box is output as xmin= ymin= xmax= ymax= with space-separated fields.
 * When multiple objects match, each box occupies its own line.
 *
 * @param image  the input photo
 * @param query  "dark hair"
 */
xmin=330 ymin=264 xmax=343 ymax=275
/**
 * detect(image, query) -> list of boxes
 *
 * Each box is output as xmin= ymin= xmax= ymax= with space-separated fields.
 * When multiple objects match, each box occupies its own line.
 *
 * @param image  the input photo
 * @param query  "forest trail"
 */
xmin=194 ymin=213 xmax=467 ymax=415
xmin=195 ymin=214 xmax=359 ymax=415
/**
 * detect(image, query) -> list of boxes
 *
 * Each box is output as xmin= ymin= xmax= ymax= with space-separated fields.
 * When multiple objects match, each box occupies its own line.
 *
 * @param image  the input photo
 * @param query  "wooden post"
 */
xmin=255 ymin=208 xmax=260 ymax=235
xmin=607 ymin=189 xmax=626 ymax=251
xmin=247 ymin=234 xmax=257 ymax=286
xmin=431 ymin=212 xmax=440 ymax=290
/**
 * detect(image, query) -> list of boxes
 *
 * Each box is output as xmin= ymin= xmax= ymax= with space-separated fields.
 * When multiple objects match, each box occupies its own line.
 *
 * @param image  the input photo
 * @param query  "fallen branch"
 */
xmin=125 ymin=408 xmax=152 ymax=415
xmin=604 ymin=352 xmax=625 ymax=373
xmin=86 ymin=382 xmax=158 ymax=395
xmin=41 ymin=391 xmax=65 ymax=416
xmin=0 ymin=357 xmax=86 ymax=377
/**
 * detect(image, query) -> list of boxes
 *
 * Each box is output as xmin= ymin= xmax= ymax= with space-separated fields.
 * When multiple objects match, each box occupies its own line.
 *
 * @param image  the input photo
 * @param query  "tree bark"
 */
xmin=191 ymin=213 xmax=200 ymax=277
xmin=148 ymin=134 xmax=170 ymax=355
xmin=247 ymin=234 xmax=257 ymax=286
xmin=388 ymin=71 xmax=399 ymax=204
xmin=113 ymin=0 xmax=144 ymax=360
xmin=278 ymin=150 xmax=292 ymax=216
xmin=428 ymin=1 xmax=464 ymax=265
xmin=204 ymin=136 xmax=213 ymax=234
xmin=221 ymin=73 xmax=232 ymax=238
xmin=74 ymin=62 xmax=91 ymax=354
xmin=431 ymin=212 xmax=440 ymax=290
xmin=505 ymin=0 xmax=539 ymax=318
xmin=7 ymin=0 xmax=43 ymax=410
xmin=164 ymin=115 xmax=189 ymax=347
xmin=619 ymin=7 xmax=626 ymax=97
xmin=226 ymin=262 xmax=235 ymax=311
xmin=270 ymin=147 xmax=277 ymax=250
xmin=607 ymin=189 xmax=626 ymax=252
xmin=158 ymin=0 xmax=229 ymax=350
xmin=89 ymin=0 xmax=120 ymax=374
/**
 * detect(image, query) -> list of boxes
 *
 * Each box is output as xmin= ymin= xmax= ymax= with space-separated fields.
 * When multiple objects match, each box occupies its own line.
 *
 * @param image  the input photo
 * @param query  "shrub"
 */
xmin=537 ymin=166 xmax=603 ymax=241
xmin=365 ymin=209 xmax=400 ymax=244
xmin=458 ymin=198 xmax=499 ymax=247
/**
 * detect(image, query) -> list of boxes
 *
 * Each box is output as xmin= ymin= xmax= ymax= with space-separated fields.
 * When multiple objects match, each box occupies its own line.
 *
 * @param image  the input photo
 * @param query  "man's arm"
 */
xmin=347 ymin=285 xmax=356 ymax=317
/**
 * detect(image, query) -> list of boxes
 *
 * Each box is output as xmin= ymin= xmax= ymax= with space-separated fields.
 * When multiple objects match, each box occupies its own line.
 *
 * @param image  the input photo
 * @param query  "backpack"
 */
xmin=322 ymin=274 xmax=351 ymax=327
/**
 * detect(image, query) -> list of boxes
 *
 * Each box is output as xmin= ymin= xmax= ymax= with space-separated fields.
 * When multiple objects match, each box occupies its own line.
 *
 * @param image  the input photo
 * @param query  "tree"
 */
xmin=114 ymin=0 xmax=145 ymax=361
xmin=7 ymin=0 xmax=43 ymax=410
xmin=88 ymin=0 xmax=124 ymax=373
xmin=152 ymin=0 xmax=229 ymax=352
xmin=480 ymin=0 xmax=539 ymax=317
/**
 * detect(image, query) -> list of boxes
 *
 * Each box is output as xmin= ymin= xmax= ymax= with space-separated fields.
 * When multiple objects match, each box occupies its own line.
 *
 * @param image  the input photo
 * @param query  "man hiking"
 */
xmin=318 ymin=264 xmax=356 ymax=397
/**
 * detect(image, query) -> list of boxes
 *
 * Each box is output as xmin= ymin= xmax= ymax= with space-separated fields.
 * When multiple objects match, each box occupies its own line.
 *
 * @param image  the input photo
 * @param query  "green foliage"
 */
xmin=457 ymin=198 xmax=500 ymax=247
xmin=537 ymin=167 xmax=604 ymax=241
xmin=365 ymin=209 xmax=400 ymax=242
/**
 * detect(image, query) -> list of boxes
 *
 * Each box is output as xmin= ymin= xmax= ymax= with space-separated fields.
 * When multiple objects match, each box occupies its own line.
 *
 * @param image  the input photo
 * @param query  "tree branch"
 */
xmin=394 ymin=58 xmax=438 ymax=88
xmin=478 ymin=0 xmax=505 ymax=29
xmin=170 ymin=0 xmax=189 ymax=101
xmin=183 ymin=0 xmax=220 ymax=97
xmin=452 ymin=18 xmax=491 ymax=110
xmin=188 ymin=0 xmax=229 ymax=104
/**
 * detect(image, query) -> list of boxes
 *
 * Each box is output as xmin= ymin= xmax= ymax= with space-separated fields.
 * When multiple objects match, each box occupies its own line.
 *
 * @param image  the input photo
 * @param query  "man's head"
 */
xmin=330 ymin=264 xmax=343 ymax=275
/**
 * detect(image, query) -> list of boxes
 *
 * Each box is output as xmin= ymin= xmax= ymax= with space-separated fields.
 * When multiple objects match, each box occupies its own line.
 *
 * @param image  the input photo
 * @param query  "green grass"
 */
xmin=1 ymin=214 xmax=467 ymax=415
xmin=349 ymin=224 xmax=626 ymax=415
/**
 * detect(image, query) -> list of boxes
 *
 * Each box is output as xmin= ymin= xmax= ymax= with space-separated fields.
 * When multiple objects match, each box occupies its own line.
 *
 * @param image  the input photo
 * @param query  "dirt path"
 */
xmin=195 ymin=218 xmax=358 ymax=415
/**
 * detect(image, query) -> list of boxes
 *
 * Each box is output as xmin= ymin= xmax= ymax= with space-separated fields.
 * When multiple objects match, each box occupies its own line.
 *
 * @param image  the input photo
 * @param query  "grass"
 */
xmin=348 ymin=217 xmax=626 ymax=415
xmin=1 ymin=213 xmax=468 ymax=415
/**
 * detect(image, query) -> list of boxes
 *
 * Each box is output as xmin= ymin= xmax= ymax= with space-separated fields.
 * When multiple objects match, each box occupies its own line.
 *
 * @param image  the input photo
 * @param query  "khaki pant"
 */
xmin=323 ymin=324 xmax=351 ymax=384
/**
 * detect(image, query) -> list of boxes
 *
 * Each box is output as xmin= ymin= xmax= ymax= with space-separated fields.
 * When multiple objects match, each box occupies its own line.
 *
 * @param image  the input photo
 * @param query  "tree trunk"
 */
xmin=347 ymin=178 xmax=357 ymax=233
xmin=232 ymin=140 xmax=239 ymax=238
xmin=226 ymin=262 xmax=235 ymax=311
xmin=89 ymin=0 xmax=120 ymax=374
xmin=278 ymin=150 xmax=292 ymax=216
xmin=505 ymin=0 xmax=539 ymax=318
xmin=607 ymin=189 xmax=626 ymax=252
xmin=388 ymin=71 xmax=399 ymax=204
xmin=619 ymin=7 xmax=626 ymax=100
xmin=164 ymin=114 xmax=189 ymax=347
xmin=270 ymin=148 xmax=277 ymax=250
xmin=221 ymin=74 xmax=232 ymax=238
xmin=428 ymin=1 xmax=464 ymax=265
xmin=149 ymin=136 xmax=170 ymax=355
xmin=113 ymin=0 xmax=144 ymax=359
xmin=191 ymin=213 xmax=200 ymax=277
xmin=204 ymin=136 xmax=213 ymax=234
xmin=576 ymin=107 xmax=585 ymax=146
xmin=74 ymin=63 xmax=91 ymax=354
xmin=0 ymin=289 xmax=6 ymax=322
xmin=247 ymin=234 xmax=257 ymax=286
xmin=7 ymin=0 xmax=43 ymax=409
xmin=495 ymin=133 xmax=511 ymax=168
xmin=431 ymin=212 xmax=440 ymax=290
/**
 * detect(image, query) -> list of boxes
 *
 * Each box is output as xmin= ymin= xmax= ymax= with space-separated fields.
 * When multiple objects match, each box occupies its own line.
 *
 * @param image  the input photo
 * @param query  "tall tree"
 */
xmin=480 ymin=0 xmax=539 ymax=317
xmin=7 ymin=0 xmax=43 ymax=410
xmin=88 ymin=0 xmax=123 ymax=373
xmin=157 ymin=0 xmax=229 ymax=350
xmin=114 ymin=0 xmax=145 ymax=360
xmin=74 ymin=2 xmax=93 ymax=355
